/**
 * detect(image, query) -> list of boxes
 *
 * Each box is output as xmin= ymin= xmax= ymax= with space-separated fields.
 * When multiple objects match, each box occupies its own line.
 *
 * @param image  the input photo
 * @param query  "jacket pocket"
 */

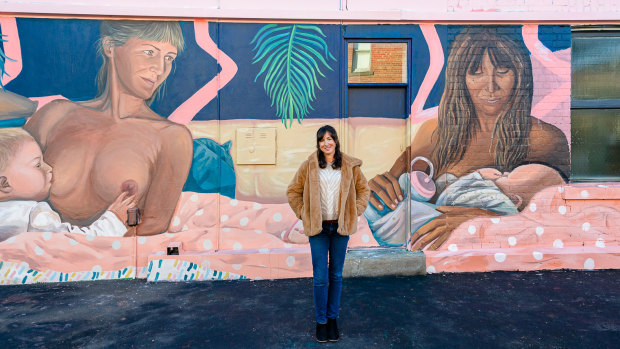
xmin=298 ymin=205 xmax=304 ymax=220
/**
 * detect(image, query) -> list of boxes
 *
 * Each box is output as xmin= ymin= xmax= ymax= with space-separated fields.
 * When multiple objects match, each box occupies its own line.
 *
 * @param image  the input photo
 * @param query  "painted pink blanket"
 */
xmin=0 ymin=192 xmax=378 ymax=283
xmin=425 ymin=184 xmax=620 ymax=273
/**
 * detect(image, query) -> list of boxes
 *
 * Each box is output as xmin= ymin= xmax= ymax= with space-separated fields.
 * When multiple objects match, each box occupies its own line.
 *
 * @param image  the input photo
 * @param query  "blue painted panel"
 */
xmin=424 ymin=25 xmax=447 ymax=111
xmin=348 ymin=86 xmax=407 ymax=118
xmin=152 ymin=21 xmax=219 ymax=121
xmin=7 ymin=18 xmax=100 ymax=101
xmin=218 ymin=23 xmax=341 ymax=122
xmin=538 ymin=25 xmax=571 ymax=52
xmin=5 ymin=19 xmax=219 ymax=121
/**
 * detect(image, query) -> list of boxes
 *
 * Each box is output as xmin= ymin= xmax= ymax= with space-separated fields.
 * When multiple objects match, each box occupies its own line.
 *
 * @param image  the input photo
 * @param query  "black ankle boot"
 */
xmin=327 ymin=318 xmax=339 ymax=342
xmin=316 ymin=322 xmax=328 ymax=343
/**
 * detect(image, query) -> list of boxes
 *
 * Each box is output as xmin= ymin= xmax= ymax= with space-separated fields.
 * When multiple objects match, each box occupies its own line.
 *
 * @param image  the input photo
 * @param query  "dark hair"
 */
xmin=433 ymin=26 xmax=533 ymax=173
xmin=316 ymin=125 xmax=342 ymax=169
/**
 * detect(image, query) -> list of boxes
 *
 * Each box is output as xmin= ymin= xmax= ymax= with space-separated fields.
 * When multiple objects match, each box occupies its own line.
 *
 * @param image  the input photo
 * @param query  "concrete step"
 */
xmin=343 ymin=247 xmax=426 ymax=277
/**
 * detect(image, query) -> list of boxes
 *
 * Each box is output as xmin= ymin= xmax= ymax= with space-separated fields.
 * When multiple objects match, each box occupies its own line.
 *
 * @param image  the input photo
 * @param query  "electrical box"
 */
xmin=236 ymin=127 xmax=277 ymax=165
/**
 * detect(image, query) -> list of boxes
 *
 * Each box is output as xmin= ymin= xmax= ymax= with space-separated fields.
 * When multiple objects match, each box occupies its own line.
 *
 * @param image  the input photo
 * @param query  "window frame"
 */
xmin=350 ymin=42 xmax=373 ymax=75
xmin=570 ymin=27 xmax=620 ymax=182
xmin=343 ymin=38 xmax=412 ymax=119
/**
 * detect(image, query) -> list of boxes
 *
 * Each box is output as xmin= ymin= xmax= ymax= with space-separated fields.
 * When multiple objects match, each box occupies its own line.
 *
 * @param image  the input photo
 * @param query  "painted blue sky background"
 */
xmin=2 ymin=19 xmax=570 ymax=122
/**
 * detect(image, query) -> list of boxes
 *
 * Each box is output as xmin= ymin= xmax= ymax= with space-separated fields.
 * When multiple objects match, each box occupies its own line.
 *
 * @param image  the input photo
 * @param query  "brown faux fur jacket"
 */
xmin=287 ymin=151 xmax=370 ymax=237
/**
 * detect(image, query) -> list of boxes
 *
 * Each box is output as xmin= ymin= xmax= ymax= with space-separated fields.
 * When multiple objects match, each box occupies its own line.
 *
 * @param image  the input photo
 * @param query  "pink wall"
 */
xmin=2 ymin=0 xmax=620 ymax=20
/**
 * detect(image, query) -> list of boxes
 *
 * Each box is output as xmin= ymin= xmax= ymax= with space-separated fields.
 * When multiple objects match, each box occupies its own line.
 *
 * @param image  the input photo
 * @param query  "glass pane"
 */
xmin=348 ymin=42 xmax=407 ymax=83
xmin=571 ymin=109 xmax=620 ymax=180
xmin=348 ymin=86 xmax=407 ymax=118
xmin=572 ymin=35 xmax=620 ymax=100
xmin=351 ymin=43 xmax=371 ymax=72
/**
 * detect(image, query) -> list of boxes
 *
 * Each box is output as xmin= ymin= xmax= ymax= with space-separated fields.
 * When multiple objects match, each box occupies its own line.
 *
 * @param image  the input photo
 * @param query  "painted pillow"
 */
xmin=183 ymin=138 xmax=236 ymax=198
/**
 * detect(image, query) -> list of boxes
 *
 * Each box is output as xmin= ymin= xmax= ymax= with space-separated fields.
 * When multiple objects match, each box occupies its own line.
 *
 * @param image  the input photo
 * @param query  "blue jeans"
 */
xmin=309 ymin=222 xmax=350 ymax=324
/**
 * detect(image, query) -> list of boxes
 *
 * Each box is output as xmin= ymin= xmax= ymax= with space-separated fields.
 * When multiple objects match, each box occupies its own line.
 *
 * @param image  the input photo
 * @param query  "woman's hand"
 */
xmin=368 ymin=171 xmax=402 ymax=211
xmin=108 ymin=191 xmax=137 ymax=224
xmin=409 ymin=206 xmax=500 ymax=251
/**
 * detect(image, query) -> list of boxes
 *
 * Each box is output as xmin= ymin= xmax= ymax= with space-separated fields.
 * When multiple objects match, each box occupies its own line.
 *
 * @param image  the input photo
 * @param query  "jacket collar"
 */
xmin=307 ymin=151 xmax=363 ymax=170
xmin=306 ymin=150 xmax=363 ymax=225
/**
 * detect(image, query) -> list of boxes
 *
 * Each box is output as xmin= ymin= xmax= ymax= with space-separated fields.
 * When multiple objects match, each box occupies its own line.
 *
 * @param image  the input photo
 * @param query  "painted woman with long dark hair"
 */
xmin=287 ymin=125 xmax=370 ymax=343
xmin=368 ymin=26 xmax=570 ymax=250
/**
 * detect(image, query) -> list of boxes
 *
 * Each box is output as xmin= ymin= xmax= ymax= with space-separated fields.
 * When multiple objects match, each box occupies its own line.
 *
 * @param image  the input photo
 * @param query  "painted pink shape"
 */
xmin=0 ymin=17 xmax=22 ymax=87
xmin=425 ymin=184 xmax=620 ymax=273
xmin=522 ymin=25 xmax=571 ymax=141
xmin=30 ymin=95 xmax=67 ymax=110
xmin=409 ymin=24 xmax=443 ymax=125
xmin=523 ymin=25 xmax=570 ymax=76
xmin=168 ymin=20 xmax=238 ymax=125
xmin=530 ymin=80 xmax=571 ymax=144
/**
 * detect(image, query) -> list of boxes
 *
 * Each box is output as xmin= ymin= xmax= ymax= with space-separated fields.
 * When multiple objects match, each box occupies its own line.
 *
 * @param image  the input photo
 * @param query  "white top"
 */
xmin=0 ymin=200 xmax=127 ymax=242
xmin=318 ymin=164 xmax=341 ymax=221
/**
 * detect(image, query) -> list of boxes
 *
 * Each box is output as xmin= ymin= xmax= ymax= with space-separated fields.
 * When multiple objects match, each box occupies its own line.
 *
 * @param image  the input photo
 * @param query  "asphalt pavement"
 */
xmin=1 ymin=270 xmax=619 ymax=348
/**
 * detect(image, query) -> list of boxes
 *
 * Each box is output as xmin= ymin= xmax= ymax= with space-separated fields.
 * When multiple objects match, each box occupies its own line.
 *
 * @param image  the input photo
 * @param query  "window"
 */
xmin=571 ymin=27 xmax=620 ymax=181
xmin=351 ymin=43 xmax=372 ymax=73
xmin=347 ymin=41 xmax=409 ymax=118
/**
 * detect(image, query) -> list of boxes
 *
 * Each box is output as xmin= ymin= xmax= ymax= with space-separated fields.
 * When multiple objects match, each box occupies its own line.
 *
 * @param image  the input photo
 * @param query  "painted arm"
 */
xmin=137 ymin=124 xmax=193 ymax=235
xmin=29 ymin=202 xmax=128 ymax=237
xmin=367 ymin=118 xmax=437 ymax=210
xmin=409 ymin=206 xmax=501 ymax=251
xmin=527 ymin=121 xmax=571 ymax=180
xmin=24 ymin=100 xmax=71 ymax=149
xmin=0 ymin=90 xmax=37 ymax=119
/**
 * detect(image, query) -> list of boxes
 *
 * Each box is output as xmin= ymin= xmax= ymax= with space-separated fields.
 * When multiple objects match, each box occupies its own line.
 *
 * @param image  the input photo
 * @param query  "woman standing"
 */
xmin=287 ymin=125 xmax=370 ymax=343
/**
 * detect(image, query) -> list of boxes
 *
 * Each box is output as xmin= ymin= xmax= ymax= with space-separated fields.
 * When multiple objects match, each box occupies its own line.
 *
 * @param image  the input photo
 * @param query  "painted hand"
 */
xmin=108 ymin=191 xmax=137 ymax=225
xmin=409 ymin=206 xmax=501 ymax=251
xmin=368 ymin=172 xmax=402 ymax=211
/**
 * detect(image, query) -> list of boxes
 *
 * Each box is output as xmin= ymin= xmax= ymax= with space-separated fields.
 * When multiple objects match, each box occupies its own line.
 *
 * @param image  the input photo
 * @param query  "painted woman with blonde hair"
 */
xmin=25 ymin=20 xmax=193 ymax=236
xmin=368 ymin=26 xmax=570 ymax=250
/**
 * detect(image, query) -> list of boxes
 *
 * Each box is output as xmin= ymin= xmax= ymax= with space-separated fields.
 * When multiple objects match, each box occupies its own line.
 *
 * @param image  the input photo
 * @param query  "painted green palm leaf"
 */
xmin=1 ymin=34 xmax=16 ymax=90
xmin=251 ymin=24 xmax=336 ymax=128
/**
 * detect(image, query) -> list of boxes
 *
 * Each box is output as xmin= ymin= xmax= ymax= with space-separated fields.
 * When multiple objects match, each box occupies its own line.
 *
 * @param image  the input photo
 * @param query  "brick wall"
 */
xmin=348 ymin=43 xmax=407 ymax=83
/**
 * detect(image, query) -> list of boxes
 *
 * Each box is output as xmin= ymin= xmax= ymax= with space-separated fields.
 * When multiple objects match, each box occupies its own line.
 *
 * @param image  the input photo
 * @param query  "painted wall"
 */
xmin=0 ymin=17 xmax=618 ymax=284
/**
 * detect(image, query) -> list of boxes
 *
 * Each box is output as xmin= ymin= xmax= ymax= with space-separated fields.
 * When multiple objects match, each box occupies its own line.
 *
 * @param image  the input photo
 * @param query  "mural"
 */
xmin=366 ymin=26 xmax=571 ymax=249
xmin=0 ymin=18 xmax=618 ymax=284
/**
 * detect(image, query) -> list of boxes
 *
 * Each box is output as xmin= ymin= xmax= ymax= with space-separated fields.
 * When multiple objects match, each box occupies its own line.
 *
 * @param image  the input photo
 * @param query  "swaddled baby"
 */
xmin=437 ymin=164 xmax=565 ymax=212
xmin=365 ymin=163 xmax=565 ymax=246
